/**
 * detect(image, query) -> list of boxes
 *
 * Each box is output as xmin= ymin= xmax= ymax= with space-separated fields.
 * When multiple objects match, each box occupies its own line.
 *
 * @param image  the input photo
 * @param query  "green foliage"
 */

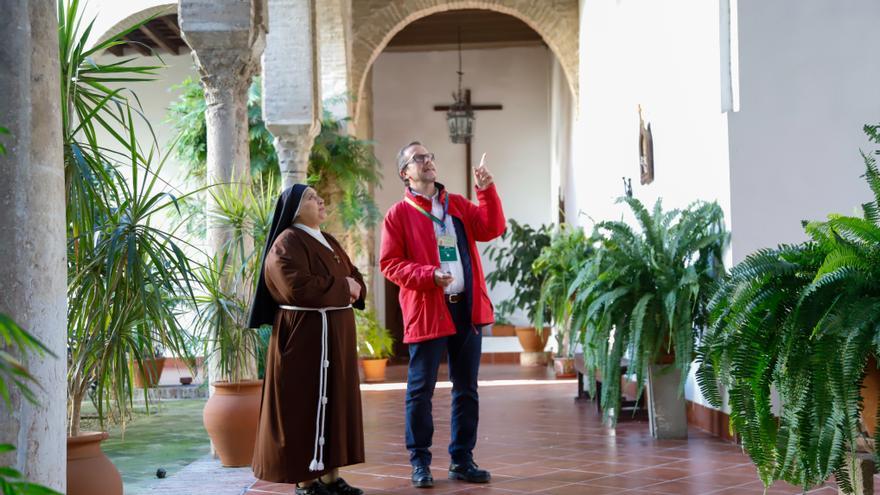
xmin=0 ymin=126 xmax=9 ymax=155
xmin=574 ymin=198 xmax=728 ymax=425
xmin=533 ymin=225 xmax=595 ymax=357
xmin=484 ymin=220 xmax=553 ymax=322
xmin=0 ymin=315 xmax=54 ymax=408
xmin=0 ymin=315 xmax=62 ymax=494
xmin=355 ymin=310 xmax=395 ymax=359
xmin=166 ymin=81 xmax=380 ymax=246
xmin=0 ymin=445 xmax=62 ymax=494
xmin=193 ymin=178 xmax=278 ymax=383
xmin=59 ymin=0 xmax=197 ymax=436
xmin=697 ymin=126 xmax=880 ymax=493
xmin=308 ymin=111 xmax=382 ymax=234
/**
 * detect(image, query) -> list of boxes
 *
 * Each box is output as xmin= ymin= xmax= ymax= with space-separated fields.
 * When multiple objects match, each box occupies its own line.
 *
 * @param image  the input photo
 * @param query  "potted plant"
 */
xmin=194 ymin=181 xmax=276 ymax=468
xmin=573 ymin=197 xmax=727 ymax=438
xmin=484 ymin=221 xmax=553 ymax=361
xmin=697 ymin=125 xmax=880 ymax=494
xmin=533 ymin=224 xmax=593 ymax=378
xmin=132 ymin=344 xmax=166 ymax=389
xmin=355 ymin=310 xmax=395 ymax=382
xmin=60 ymin=2 xmax=198 ymax=493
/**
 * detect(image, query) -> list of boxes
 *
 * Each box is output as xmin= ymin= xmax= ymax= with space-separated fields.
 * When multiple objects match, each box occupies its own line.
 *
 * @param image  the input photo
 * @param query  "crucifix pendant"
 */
xmin=334 ymin=254 xmax=341 ymax=264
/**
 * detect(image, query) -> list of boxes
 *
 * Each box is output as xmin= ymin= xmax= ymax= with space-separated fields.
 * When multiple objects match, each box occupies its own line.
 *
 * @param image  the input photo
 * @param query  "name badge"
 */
xmin=438 ymin=234 xmax=458 ymax=262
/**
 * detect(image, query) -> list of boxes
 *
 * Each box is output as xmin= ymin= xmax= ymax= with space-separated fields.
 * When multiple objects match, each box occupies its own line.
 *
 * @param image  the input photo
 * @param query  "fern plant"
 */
xmin=573 ymin=197 xmax=727 ymax=425
xmin=697 ymin=124 xmax=880 ymax=494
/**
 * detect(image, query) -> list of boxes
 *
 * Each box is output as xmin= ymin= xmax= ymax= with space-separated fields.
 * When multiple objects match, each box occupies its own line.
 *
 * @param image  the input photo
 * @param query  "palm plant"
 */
xmin=194 ymin=178 xmax=277 ymax=383
xmin=573 ymin=197 xmax=727 ymax=425
xmin=533 ymin=224 xmax=594 ymax=357
xmin=697 ymin=124 xmax=880 ymax=494
xmin=60 ymin=0 xmax=198 ymax=436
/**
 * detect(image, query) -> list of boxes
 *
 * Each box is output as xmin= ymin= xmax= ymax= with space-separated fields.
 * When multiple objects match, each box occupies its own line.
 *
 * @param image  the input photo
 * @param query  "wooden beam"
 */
xmin=140 ymin=23 xmax=176 ymax=54
xmin=105 ymin=45 xmax=124 ymax=56
xmin=160 ymin=15 xmax=181 ymax=37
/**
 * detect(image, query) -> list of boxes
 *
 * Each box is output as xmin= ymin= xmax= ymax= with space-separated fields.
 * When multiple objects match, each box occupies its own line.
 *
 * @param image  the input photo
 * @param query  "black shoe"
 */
xmin=448 ymin=461 xmax=490 ymax=483
xmin=320 ymin=477 xmax=363 ymax=495
xmin=411 ymin=465 xmax=434 ymax=488
xmin=295 ymin=482 xmax=333 ymax=495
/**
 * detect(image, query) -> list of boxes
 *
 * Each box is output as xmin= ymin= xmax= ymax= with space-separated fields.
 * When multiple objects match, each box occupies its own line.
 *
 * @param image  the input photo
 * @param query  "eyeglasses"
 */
xmin=405 ymin=152 xmax=435 ymax=166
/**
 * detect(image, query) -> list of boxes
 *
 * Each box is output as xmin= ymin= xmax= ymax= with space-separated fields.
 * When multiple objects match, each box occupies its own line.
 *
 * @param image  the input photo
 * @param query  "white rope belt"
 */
xmin=279 ymin=304 xmax=352 ymax=471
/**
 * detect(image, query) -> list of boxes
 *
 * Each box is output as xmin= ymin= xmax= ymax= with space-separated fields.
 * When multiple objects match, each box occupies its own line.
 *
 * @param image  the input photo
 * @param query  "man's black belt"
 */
xmin=446 ymin=293 xmax=463 ymax=304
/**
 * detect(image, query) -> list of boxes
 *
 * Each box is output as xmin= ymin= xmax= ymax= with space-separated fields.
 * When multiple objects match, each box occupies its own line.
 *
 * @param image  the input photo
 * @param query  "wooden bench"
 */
xmin=573 ymin=353 xmax=646 ymax=415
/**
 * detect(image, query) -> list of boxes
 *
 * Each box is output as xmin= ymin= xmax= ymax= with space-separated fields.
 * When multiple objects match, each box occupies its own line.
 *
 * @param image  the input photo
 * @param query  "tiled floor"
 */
xmin=243 ymin=364 xmax=850 ymax=495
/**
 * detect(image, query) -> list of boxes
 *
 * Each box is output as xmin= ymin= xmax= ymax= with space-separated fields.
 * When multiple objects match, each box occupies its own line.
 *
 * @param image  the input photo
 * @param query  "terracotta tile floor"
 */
xmin=244 ymin=364 xmax=853 ymax=494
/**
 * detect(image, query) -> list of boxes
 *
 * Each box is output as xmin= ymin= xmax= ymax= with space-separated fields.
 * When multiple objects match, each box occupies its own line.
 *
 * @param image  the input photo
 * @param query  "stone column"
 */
xmin=180 ymin=0 xmax=267 ymax=384
xmin=264 ymin=0 xmax=320 ymax=190
xmin=179 ymin=0 xmax=266 ymax=258
xmin=0 ymin=1 xmax=66 ymax=491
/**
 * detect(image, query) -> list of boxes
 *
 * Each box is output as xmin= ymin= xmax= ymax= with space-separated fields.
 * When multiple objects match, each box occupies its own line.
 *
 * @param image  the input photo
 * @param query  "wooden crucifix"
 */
xmin=433 ymin=89 xmax=502 ymax=200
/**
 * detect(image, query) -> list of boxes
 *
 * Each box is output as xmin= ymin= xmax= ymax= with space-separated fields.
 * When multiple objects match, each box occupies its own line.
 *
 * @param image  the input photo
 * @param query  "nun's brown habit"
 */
xmin=248 ymin=184 xmax=366 ymax=484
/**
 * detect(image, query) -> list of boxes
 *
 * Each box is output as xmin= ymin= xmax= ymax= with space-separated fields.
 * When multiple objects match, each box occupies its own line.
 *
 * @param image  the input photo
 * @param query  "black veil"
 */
xmin=246 ymin=183 xmax=308 ymax=328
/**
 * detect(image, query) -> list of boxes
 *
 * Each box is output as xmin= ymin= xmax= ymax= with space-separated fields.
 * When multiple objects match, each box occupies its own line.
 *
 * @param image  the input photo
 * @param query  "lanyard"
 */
xmin=405 ymin=193 xmax=449 ymax=232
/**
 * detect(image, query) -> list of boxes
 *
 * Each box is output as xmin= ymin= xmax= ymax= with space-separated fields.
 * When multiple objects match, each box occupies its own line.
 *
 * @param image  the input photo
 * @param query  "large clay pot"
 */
xmin=490 ymin=323 xmax=517 ymax=337
xmin=133 ymin=357 xmax=166 ymax=388
xmin=67 ymin=432 xmax=122 ymax=495
xmin=203 ymin=380 xmax=263 ymax=467
xmin=361 ymin=358 xmax=388 ymax=383
xmin=514 ymin=326 xmax=550 ymax=352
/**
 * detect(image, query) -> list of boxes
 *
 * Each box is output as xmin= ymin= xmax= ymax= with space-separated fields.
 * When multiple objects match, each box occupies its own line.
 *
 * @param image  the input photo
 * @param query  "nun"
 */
xmin=248 ymin=184 xmax=366 ymax=495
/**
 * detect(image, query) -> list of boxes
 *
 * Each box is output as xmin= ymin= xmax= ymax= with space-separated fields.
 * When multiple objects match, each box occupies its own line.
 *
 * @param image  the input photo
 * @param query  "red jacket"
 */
xmin=380 ymin=184 xmax=506 ymax=343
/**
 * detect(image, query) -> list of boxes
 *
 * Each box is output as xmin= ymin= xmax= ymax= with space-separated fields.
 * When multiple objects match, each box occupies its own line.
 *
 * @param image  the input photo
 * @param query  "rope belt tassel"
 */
xmin=279 ymin=304 xmax=352 ymax=472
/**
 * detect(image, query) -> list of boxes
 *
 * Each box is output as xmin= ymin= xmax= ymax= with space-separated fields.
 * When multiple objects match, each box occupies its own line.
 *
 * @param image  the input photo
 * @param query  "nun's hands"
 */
xmin=474 ymin=153 xmax=494 ymax=190
xmin=346 ymin=276 xmax=361 ymax=303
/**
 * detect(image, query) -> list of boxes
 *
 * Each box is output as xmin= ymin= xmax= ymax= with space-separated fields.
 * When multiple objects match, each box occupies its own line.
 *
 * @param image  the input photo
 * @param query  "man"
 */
xmin=379 ymin=141 xmax=506 ymax=488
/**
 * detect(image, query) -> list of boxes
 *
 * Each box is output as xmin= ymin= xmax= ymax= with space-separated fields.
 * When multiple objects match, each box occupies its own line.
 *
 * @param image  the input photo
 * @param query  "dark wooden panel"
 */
xmin=387 ymin=9 xmax=543 ymax=48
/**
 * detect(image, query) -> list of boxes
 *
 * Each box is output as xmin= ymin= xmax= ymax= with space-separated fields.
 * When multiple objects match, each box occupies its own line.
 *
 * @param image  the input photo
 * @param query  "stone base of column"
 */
xmin=647 ymin=364 xmax=688 ymax=439
xmin=838 ymin=453 xmax=875 ymax=495
xmin=520 ymin=351 xmax=550 ymax=367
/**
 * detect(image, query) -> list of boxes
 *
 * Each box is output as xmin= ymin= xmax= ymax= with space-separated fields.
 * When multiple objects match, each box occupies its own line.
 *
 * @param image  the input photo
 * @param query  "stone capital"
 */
xmin=270 ymin=122 xmax=320 ymax=189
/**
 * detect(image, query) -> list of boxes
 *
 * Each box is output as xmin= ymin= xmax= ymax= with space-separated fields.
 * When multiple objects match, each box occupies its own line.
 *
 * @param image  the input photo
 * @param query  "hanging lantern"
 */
xmin=445 ymin=27 xmax=474 ymax=144
xmin=446 ymin=91 xmax=474 ymax=144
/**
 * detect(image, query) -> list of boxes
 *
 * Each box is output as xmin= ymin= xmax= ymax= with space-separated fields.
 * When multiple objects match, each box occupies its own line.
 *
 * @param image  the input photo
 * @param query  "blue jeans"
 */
xmin=405 ymin=300 xmax=482 ymax=467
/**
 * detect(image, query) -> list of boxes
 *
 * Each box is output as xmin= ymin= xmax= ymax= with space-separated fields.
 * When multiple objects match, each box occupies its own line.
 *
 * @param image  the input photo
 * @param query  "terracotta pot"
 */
xmin=553 ymin=357 xmax=576 ymax=379
xmin=361 ymin=358 xmax=388 ymax=383
xmin=133 ymin=357 xmax=166 ymax=389
xmin=491 ymin=323 xmax=516 ymax=337
xmin=179 ymin=376 xmax=193 ymax=385
xmin=203 ymin=380 xmax=263 ymax=467
xmin=515 ymin=326 xmax=550 ymax=352
xmin=67 ymin=432 xmax=122 ymax=495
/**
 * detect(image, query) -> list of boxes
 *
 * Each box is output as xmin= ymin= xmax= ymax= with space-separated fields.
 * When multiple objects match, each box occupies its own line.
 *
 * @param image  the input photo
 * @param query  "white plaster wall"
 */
xmin=574 ymin=0 xmax=732 ymax=231
xmin=575 ymin=0 xmax=733 ymax=408
xmin=371 ymin=45 xmax=556 ymax=328
xmin=82 ymin=0 xmax=176 ymax=48
xmin=728 ymin=0 xmax=880 ymax=264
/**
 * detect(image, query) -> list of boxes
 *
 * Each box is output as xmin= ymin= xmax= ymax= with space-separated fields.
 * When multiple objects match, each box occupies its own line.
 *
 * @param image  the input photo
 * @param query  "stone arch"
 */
xmin=350 ymin=0 xmax=578 ymax=123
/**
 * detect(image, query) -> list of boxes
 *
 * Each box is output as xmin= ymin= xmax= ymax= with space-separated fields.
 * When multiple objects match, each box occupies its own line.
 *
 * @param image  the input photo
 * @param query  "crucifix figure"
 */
xmin=433 ymin=89 xmax=502 ymax=200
